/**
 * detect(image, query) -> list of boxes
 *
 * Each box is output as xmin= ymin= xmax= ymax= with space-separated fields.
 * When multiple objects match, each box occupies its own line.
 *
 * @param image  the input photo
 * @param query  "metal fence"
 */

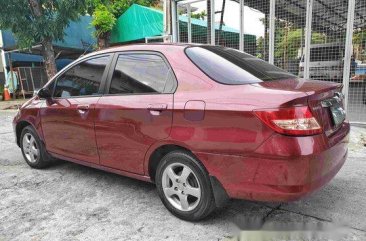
xmin=171 ymin=0 xmax=366 ymax=124
xmin=17 ymin=67 xmax=48 ymax=97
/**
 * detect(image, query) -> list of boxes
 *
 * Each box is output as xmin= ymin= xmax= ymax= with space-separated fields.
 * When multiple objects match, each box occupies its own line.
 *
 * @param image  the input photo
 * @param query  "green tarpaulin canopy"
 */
xmin=111 ymin=4 xmax=163 ymax=44
xmin=110 ymin=4 xmax=257 ymax=55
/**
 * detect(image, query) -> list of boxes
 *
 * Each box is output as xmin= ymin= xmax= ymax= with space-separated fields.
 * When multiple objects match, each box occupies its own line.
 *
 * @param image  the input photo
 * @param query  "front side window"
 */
xmin=54 ymin=56 xmax=110 ymax=98
xmin=185 ymin=46 xmax=295 ymax=84
xmin=109 ymin=54 xmax=175 ymax=94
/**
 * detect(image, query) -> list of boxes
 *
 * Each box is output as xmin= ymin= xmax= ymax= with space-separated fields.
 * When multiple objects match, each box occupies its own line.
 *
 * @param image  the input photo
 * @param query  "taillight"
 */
xmin=254 ymin=106 xmax=323 ymax=136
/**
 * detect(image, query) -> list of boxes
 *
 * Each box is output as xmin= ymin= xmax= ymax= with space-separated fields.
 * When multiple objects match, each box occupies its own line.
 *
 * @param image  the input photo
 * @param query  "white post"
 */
xmin=268 ymin=0 xmax=275 ymax=64
xmin=171 ymin=0 xmax=178 ymax=42
xmin=177 ymin=5 xmax=180 ymax=43
xmin=304 ymin=0 xmax=313 ymax=80
xmin=187 ymin=4 xmax=192 ymax=43
xmin=210 ymin=0 xmax=215 ymax=45
xmin=0 ymin=30 xmax=8 ymax=80
xmin=239 ymin=0 xmax=245 ymax=51
xmin=342 ymin=0 xmax=356 ymax=112
xmin=0 ymin=49 xmax=8 ymax=81
xmin=163 ymin=0 xmax=167 ymax=34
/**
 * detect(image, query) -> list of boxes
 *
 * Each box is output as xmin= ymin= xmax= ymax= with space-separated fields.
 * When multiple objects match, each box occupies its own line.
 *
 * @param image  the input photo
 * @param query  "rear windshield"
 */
xmin=185 ymin=46 xmax=295 ymax=85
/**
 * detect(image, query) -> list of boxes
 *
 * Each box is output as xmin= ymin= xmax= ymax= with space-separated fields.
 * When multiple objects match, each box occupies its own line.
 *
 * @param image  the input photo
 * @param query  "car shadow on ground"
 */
xmin=48 ymin=160 xmax=278 ymax=221
xmin=48 ymin=158 xmax=365 ymax=231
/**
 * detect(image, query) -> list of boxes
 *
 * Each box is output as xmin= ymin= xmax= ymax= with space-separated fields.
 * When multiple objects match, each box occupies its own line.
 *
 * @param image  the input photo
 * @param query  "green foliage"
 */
xmin=256 ymin=36 xmax=264 ymax=59
xmin=275 ymin=29 xmax=326 ymax=59
xmin=256 ymin=18 xmax=326 ymax=61
xmin=92 ymin=4 xmax=116 ymax=37
xmin=110 ymin=0 xmax=160 ymax=16
xmin=353 ymin=29 xmax=366 ymax=62
xmin=354 ymin=29 xmax=366 ymax=48
xmin=0 ymin=0 xmax=86 ymax=48
xmin=191 ymin=11 xmax=206 ymax=20
xmin=87 ymin=0 xmax=160 ymax=37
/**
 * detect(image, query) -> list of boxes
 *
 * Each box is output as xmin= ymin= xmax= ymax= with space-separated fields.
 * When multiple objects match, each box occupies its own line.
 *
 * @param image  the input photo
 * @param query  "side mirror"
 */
xmin=37 ymin=88 xmax=51 ymax=99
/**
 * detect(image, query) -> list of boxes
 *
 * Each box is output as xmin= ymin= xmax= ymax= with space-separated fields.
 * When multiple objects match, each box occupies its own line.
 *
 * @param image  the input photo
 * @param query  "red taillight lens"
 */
xmin=254 ymin=106 xmax=323 ymax=136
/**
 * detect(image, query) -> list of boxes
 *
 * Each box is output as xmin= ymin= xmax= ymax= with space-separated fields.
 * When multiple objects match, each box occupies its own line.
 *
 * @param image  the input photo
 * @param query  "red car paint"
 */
xmin=13 ymin=44 xmax=349 ymax=202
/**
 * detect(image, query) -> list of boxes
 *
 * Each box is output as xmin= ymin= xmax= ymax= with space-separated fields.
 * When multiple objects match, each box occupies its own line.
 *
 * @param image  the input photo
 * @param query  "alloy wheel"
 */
xmin=22 ymin=133 xmax=39 ymax=164
xmin=161 ymin=163 xmax=201 ymax=212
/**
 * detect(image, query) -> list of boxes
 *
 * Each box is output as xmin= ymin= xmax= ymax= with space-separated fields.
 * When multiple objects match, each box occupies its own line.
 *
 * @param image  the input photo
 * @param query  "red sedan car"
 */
xmin=13 ymin=44 xmax=349 ymax=221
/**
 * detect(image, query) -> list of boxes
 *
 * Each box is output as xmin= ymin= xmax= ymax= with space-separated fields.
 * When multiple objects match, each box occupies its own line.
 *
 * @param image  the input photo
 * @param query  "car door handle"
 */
xmin=148 ymin=104 xmax=168 ymax=111
xmin=148 ymin=104 xmax=168 ymax=116
xmin=77 ymin=105 xmax=90 ymax=112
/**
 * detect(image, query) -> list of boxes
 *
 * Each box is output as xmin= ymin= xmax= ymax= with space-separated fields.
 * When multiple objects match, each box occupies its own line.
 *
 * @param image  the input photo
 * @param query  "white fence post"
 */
xmin=0 ymin=30 xmax=9 ymax=81
xmin=171 ymin=0 xmax=178 ymax=42
xmin=268 ymin=0 xmax=275 ymax=64
xmin=239 ymin=0 xmax=245 ymax=51
xmin=187 ymin=4 xmax=192 ymax=43
xmin=304 ymin=0 xmax=313 ymax=80
xmin=342 ymin=0 xmax=356 ymax=113
xmin=210 ymin=0 xmax=215 ymax=45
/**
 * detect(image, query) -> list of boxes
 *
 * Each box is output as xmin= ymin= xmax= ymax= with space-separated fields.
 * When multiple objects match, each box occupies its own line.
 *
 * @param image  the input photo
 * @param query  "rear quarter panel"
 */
xmin=144 ymin=46 xmax=311 ymax=159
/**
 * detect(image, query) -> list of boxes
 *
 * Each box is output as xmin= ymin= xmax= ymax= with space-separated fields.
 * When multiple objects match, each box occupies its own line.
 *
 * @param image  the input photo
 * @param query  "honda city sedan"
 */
xmin=13 ymin=44 xmax=350 ymax=221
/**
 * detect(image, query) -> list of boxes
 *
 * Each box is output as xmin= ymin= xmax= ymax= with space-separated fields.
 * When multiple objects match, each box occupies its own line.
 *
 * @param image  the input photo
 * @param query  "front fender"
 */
xmin=14 ymin=98 xmax=44 ymax=146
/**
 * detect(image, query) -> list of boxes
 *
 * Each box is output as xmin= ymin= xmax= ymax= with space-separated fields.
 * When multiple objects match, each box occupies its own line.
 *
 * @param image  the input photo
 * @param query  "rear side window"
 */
xmin=109 ymin=54 xmax=176 ymax=94
xmin=185 ymin=46 xmax=295 ymax=84
xmin=54 ymin=56 xmax=110 ymax=97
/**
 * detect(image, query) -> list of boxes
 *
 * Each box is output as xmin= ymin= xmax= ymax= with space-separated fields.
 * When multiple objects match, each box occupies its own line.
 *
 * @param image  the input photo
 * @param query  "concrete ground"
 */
xmin=0 ymin=110 xmax=366 ymax=241
xmin=0 ymin=99 xmax=28 ymax=110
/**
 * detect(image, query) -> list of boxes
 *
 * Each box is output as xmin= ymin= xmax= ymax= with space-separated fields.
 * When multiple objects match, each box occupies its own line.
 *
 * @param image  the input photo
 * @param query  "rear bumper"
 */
xmin=195 ymin=122 xmax=350 ymax=202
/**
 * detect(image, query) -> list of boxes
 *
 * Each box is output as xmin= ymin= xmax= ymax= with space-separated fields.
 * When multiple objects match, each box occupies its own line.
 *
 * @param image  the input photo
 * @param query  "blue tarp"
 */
xmin=5 ymin=52 xmax=72 ymax=71
xmin=5 ymin=53 xmax=43 ymax=64
xmin=53 ymin=15 xmax=96 ymax=50
xmin=1 ymin=15 xmax=96 ymax=51
xmin=1 ymin=30 xmax=16 ymax=49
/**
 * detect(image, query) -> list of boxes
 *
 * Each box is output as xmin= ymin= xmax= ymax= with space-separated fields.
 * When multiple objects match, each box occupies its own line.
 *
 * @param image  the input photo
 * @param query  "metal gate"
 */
xmin=17 ymin=67 xmax=47 ymax=97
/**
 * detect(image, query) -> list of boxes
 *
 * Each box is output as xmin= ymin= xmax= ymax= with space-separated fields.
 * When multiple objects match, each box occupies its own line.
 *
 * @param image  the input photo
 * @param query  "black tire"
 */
xmin=20 ymin=126 xmax=54 ymax=169
xmin=155 ymin=150 xmax=216 ymax=221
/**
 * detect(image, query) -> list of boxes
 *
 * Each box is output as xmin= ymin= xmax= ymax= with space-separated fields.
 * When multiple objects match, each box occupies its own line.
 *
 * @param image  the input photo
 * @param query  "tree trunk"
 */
xmin=97 ymin=32 xmax=110 ymax=50
xmin=97 ymin=37 xmax=107 ymax=50
xmin=28 ymin=0 xmax=57 ymax=80
xmin=42 ymin=38 xmax=57 ymax=80
xmin=28 ymin=0 xmax=42 ymax=16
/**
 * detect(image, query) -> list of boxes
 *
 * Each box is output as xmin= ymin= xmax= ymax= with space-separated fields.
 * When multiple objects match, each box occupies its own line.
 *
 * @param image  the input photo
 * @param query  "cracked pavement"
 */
xmin=1 ymin=110 xmax=366 ymax=241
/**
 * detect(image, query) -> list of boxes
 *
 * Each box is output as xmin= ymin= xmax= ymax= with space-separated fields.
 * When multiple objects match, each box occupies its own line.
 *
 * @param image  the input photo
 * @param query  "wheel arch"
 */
xmin=15 ymin=120 xmax=32 ymax=147
xmin=146 ymin=142 xmax=230 ymax=208
xmin=147 ymin=143 xmax=194 ymax=183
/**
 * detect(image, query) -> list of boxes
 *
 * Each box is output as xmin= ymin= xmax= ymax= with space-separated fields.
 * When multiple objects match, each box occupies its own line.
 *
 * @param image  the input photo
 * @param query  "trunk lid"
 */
xmin=252 ymin=78 xmax=345 ymax=136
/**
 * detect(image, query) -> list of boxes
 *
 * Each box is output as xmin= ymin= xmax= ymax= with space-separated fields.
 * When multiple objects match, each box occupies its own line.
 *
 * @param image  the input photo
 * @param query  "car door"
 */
xmin=95 ymin=52 xmax=176 ymax=174
xmin=40 ymin=55 xmax=112 ymax=164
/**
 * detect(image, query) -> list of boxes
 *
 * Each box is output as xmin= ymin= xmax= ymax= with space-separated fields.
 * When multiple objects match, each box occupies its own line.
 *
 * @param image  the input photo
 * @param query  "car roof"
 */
xmin=81 ymin=43 xmax=206 ymax=59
